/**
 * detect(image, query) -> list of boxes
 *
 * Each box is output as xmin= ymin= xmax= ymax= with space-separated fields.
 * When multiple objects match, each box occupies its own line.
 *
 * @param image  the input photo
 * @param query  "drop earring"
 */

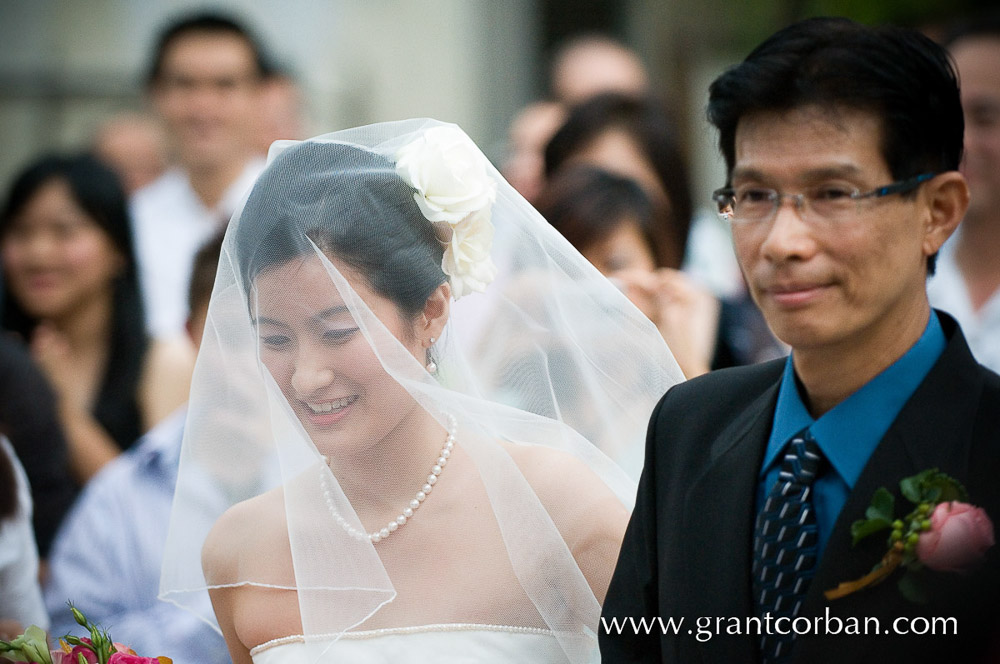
xmin=426 ymin=337 xmax=438 ymax=374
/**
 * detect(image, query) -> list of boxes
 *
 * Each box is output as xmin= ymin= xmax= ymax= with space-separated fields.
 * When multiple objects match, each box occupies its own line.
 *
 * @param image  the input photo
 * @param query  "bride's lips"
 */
xmin=300 ymin=394 xmax=359 ymax=426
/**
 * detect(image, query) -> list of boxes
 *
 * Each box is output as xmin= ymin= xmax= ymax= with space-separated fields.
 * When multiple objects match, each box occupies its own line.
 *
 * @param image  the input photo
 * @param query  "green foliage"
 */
xmin=866 ymin=487 xmax=895 ymax=522
xmin=851 ymin=487 xmax=895 ymax=545
xmin=899 ymin=469 xmax=968 ymax=506
xmin=851 ymin=515 xmax=891 ymax=546
xmin=64 ymin=602 xmax=115 ymax=664
xmin=0 ymin=625 xmax=53 ymax=664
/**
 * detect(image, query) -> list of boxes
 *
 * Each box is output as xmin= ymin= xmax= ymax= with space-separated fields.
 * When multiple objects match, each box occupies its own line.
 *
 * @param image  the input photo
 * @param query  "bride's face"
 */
xmin=252 ymin=254 xmax=425 ymax=456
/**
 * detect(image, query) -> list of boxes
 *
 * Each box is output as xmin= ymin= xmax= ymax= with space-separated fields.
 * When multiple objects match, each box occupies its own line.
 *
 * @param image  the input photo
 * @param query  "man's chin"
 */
xmin=179 ymin=143 xmax=242 ymax=171
xmin=761 ymin=311 xmax=836 ymax=352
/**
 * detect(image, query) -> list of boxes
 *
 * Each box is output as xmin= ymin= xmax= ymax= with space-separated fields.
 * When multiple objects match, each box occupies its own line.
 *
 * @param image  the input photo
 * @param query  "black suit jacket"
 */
xmin=600 ymin=313 xmax=1000 ymax=663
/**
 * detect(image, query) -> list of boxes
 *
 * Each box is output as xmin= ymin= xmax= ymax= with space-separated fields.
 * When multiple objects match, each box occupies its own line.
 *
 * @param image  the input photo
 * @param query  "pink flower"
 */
xmin=108 ymin=653 xmax=162 ymax=664
xmin=917 ymin=501 xmax=995 ymax=572
xmin=51 ymin=641 xmax=98 ymax=664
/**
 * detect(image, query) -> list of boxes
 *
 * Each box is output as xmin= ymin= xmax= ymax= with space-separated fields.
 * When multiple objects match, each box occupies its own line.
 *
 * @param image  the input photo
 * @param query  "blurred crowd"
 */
xmin=1 ymin=8 xmax=998 ymax=663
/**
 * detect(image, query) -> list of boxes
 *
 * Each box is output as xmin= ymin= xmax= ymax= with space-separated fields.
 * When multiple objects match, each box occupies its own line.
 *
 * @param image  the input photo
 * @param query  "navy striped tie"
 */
xmin=752 ymin=430 xmax=824 ymax=663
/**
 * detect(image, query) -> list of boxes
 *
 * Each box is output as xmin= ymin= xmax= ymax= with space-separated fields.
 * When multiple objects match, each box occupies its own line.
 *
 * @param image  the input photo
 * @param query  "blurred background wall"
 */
xmin=0 ymin=0 xmax=992 ymax=205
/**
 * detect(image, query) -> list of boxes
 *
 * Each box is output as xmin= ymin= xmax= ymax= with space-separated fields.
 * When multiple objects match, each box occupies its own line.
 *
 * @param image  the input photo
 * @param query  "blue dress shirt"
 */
xmin=43 ymin=409 xmax=231 ymax=664
xmin=757 ymin=312 xmax=946 ymax=558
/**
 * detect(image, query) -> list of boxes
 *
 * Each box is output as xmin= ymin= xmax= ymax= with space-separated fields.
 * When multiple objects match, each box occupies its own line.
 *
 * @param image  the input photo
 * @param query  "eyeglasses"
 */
xmin=711 ymin=173 xmax=936 ymax=225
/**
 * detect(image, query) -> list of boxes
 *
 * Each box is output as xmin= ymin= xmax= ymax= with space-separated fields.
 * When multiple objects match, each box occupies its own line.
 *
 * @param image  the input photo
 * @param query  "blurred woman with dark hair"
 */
xmin=537 ymin=166 xmax=721 ymax=377
xmin=544 ymin=92 xmax=693 ymax=270
xmin=1 ymin=154 xmax=193 ymax=483
xmin=536 ymin=165 xmax=659 ymax=275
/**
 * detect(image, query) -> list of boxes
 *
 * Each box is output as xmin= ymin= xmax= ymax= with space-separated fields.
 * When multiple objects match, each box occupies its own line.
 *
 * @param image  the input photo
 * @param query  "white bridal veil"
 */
xmin=160 ymin=119 xmax=682 ymax=662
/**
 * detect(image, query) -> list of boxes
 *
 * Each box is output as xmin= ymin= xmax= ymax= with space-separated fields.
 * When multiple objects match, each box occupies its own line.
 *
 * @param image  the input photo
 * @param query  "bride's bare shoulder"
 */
xmin=502 ymin=442 xmax=629 ymax=525
xmin=502 ymin=440 xmax=629 ymax=599
xmin=202 ymin=487 xmax=286 ymax=580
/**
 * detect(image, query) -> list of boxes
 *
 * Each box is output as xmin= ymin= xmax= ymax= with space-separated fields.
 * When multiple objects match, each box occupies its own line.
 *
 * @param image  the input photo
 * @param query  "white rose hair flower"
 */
xmin=395 ymin=126 xmax=498 ymax=299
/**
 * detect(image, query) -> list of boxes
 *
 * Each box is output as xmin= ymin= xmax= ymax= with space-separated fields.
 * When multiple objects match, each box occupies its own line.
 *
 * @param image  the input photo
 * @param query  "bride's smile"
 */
xmin=252 ymin=254 xmax=432 ymax=459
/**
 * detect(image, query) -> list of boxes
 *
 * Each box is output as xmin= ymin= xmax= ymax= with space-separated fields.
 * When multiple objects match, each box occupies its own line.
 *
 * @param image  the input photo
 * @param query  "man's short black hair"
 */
xmin=707 ymin=17 xmax=963 ymax=184
xmin=146 ymin=11 xmax=271 ymax=86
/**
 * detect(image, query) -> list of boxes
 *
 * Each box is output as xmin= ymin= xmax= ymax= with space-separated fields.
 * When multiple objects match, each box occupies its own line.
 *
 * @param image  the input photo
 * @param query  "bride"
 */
xmin=160 ymin=120 xmax=682 ymax=663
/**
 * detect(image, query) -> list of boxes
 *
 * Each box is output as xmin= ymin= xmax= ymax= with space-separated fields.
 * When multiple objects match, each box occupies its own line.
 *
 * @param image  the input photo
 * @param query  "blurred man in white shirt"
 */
xmin=929 ymin=12 xmax=1000 ymax=372
xmin=132 ymin=12 xmax=268 ymax=339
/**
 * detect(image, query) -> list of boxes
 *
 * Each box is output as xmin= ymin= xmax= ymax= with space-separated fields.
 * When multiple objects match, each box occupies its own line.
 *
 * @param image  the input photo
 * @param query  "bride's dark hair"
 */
xmin=236 ymin=141 xmax=446 ymax=317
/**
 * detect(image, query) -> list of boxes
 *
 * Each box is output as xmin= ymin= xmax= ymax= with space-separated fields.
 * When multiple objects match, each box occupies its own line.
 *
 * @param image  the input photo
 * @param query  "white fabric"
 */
xmin=160 ymin=119 xmax=682 ymax=664
xmin=0 ymin=436 xmax=48 ymax=630
xmin=130 ymin=159 xmax=264 ymax=340
xmin=927 ymin=232 xmax=1000 ymax=373
xmin=250 ymin=626 xmax=569 ymax=664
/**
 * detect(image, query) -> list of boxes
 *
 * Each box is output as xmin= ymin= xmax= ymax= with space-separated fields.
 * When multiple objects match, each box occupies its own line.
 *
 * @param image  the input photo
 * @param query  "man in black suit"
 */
xmin=600 ymin=17 xmax=1000 ymax=664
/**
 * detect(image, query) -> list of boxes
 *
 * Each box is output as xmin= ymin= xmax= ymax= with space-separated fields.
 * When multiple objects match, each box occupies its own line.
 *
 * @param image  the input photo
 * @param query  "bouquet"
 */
xmin=0 ymin=605 xmax=172 ymax=664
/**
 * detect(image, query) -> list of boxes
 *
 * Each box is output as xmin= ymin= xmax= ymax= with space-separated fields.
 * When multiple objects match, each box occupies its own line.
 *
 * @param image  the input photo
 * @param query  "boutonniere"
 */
xmin=825 ymin=468 xmax=994 ymax=603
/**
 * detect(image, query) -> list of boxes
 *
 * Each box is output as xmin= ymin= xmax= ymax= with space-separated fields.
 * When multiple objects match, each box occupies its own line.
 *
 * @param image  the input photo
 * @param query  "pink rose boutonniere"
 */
xmin=825 ymin=469 xmax=994 ymax=603
xmin=0 ymin=605 xmax=171 ymax=664
xmin=916 ymin=501 xmax=994 ymax=572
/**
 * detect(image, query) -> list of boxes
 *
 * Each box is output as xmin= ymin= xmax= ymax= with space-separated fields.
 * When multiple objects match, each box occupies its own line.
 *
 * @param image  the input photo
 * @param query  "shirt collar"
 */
xmin=761 ymin=311 xmax=946 ymax=487
xmin=130 ymin=406 xmax=187 ymax=479
xmin=219 ymin=157 xmax=265 ymax=218
xmin=176 ymin=157 xmax=266 ymax=220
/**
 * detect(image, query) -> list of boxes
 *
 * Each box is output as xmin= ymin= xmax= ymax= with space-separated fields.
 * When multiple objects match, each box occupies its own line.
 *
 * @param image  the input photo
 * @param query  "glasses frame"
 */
xmin=711 ymin=172 xmax=937 ymax=225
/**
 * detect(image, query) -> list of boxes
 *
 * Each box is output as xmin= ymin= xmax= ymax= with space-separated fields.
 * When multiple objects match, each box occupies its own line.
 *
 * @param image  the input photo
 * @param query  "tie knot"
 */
xmin=779 ymin=432 xmax=823 ymax=485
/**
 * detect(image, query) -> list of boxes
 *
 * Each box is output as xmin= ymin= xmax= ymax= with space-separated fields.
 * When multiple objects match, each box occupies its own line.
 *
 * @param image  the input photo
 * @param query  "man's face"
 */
xmin=951 ymin=36 xmax=1000 ymax=223
xmin=152 ymin=32 xmax=260 ymax=171
xmin=730 ymin=106 xmax=939 ymax=355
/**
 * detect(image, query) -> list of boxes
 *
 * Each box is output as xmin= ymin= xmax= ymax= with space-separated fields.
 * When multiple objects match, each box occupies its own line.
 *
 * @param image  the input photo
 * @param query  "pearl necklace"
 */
xmin=320 ymin=413 xmax=456 ymax=544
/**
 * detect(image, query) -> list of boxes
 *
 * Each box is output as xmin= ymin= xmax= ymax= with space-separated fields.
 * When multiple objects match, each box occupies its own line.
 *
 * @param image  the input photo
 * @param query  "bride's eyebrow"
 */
xmin=252 ymin=316 xmax=288 ymax=327
xmin=316 ymin=305 xmax=351 ymax=321
xmin=250 ymin=306 xmax=351 ymax=328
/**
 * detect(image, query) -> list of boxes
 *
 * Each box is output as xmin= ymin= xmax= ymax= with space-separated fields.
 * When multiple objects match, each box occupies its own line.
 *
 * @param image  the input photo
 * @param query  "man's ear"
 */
xmin=418 ymin=281 xmax=451 ymax=345
xmin=921 ymin=171 xmax=969 ymax=258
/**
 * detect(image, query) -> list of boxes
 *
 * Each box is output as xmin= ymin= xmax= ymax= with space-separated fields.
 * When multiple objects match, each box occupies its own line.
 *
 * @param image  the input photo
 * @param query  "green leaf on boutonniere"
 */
xmin=900 ymin=468 xmax=968 ymax=505
xmin=900 ymin=469 xmax=934 ymax=503
xmin=851 ymin=516 xmax=891 ymax=545
xmin=851 ymin=487 xmax=895 ymax=545
xmin=922 ymin=471 xmax=968 ymax=503
xmin=866 ymin=487 xmax=895 ymax=522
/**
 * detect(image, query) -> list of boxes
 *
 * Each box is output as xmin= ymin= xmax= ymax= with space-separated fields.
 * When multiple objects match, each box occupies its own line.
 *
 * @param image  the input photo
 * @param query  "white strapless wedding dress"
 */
xmin=250 ymin=624 xmax=581 ymax=663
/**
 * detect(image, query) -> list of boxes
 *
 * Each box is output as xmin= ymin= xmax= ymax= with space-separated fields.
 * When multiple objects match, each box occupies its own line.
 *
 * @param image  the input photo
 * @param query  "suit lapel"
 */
xmin=681 ymin=380 xmax=780 ymax=662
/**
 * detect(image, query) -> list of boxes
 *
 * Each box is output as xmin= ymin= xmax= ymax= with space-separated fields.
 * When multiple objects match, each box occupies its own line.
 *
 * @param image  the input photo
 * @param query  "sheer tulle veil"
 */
xmin=159 ymin=118 xmax=682 ymax=662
